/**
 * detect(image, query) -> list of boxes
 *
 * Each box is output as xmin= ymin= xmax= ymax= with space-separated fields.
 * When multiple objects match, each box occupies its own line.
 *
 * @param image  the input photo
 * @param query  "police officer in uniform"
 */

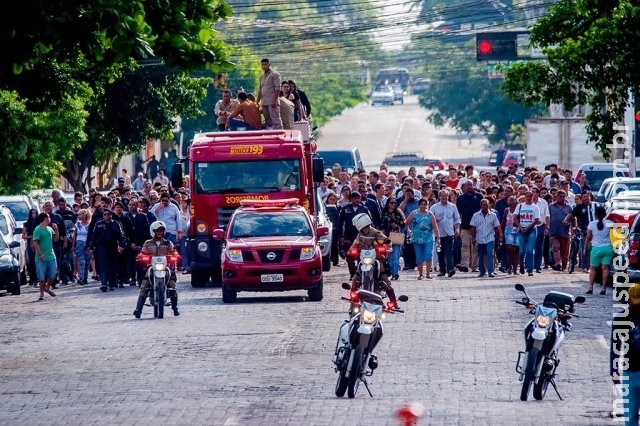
xmin=338 ymin=191 xmax=371 ymax=278
xmin=89 ymin=209 xmax=126 ymax=291
xmin=133 ymin=221 xmax=179 ymax=318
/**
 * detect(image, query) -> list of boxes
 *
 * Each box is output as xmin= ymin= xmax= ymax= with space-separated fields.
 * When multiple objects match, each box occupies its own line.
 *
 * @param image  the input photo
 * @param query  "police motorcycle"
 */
xmin=333 ymin=283 xmax=408 ymax=399
xmin=514 ymin=284 xmax=586 ymax=401
xmin=135 ymin=223 xmax=180 ymax=319
xmin=347 ymin=215 xmax=393 ymax=306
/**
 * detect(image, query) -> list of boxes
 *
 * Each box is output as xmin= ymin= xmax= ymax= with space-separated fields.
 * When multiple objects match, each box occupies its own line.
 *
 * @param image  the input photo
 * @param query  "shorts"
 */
xmin=505 ymin=232 xmax=519 ymax=246
xmin=590 ymin=245 xmax=614 ymax=267
xmin=35 ymin=259 xmax=58 ymax=281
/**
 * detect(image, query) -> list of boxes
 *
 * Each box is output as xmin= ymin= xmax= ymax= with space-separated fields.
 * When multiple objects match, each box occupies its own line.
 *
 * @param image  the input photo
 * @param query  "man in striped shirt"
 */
xmin=470 ymin=199 xmax=502 ymax=277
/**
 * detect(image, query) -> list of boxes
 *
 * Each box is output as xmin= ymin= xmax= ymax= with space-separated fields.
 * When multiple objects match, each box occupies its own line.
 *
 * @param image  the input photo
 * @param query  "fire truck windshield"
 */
xmin=194 ymin=159 xmax=301 ymax=194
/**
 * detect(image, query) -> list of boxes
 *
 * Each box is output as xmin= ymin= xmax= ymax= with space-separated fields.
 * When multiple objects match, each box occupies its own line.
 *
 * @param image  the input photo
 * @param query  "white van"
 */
xmin=576 ymin=163 xmax=629 ymax=193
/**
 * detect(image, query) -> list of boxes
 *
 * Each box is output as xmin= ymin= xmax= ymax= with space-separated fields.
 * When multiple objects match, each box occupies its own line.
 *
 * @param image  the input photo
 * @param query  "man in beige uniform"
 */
xmin=133 ymin=221 xmax=179 ymax=318
xmin=256 ymin=58 xmax=282 ymax=130
xmin=214 ymin=89 xmax=239 ymax=131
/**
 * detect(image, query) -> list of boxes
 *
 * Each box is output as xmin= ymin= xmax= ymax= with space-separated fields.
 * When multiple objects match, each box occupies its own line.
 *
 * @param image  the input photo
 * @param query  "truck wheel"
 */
xmin=191 ymin=271 xmax=209 ymax=288
xmin=322 ymin=255 xmax=331 ymax=272
xmin=307 ymin=279 xmax=323 ymax=301
xmin=10 ymin=270 xmax=20 ymax=295
xmin=221 ymin=281 xmax=237 ymax=303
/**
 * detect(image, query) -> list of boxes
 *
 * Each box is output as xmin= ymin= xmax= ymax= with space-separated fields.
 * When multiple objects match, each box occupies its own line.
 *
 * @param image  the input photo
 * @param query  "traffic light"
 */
xmin=476 ymin=33 xmax=518 ymax=61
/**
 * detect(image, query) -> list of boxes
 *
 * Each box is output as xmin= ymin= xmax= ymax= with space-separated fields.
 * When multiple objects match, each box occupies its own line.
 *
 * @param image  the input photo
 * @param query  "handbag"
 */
xmin=389 ymin=231 xmax=405 ymax=245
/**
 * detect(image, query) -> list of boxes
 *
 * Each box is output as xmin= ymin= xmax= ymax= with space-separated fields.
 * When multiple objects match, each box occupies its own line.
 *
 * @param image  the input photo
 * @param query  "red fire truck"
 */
xmin=172 ymin=129 xmax=325 ymax=287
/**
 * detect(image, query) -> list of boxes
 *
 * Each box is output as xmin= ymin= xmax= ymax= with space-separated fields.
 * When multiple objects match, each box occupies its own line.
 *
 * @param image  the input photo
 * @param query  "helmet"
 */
xmin=150 ymin=220 xmax=166 ymax=235
xmin=629 ymin=284 xmax=640 ymax=305
xmin=352 ymin=213 xmax=372 ymax=231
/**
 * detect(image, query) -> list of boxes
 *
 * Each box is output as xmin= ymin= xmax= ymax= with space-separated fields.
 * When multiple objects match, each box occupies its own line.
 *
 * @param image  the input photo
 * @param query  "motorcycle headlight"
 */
xmin=362 ymin=309 xmax=377 ymax=324
xmin=300 ymin=246 xmax=316 ymax=260
xmin=154 ymin=263 xmax=166 ymax=271
xmin=535 ymin=314 xmax=552 ymax=328
xmin=226 ymin=248 xmax=243 ymax=262
xmin=362 ymin=257 xmax=374 ymax=265
xmin=0 ymin=254 xmax=12 ymax=265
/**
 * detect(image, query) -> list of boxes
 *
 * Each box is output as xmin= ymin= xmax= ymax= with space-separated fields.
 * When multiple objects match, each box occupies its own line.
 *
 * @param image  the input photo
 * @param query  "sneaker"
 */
xmin=45 ymin=288 xmax=56 ymax=297
xmin=456 ymin=264 xmax=469 ymax=273
xmin=448 ymin=269 xmax=456 ymax=277
xmin=437 ymin=272 xmax=446 ymax=277
xmin=100 ymin=286 xmax=108 ymax=292
xmin=488 ymin=273 xmax=496 ymax=278
xmin=535 ymin=269 xmax=542 ymax=273
xmin=519 ymin=265 xmax=525 ymax=275
xmin=133 ymin=310 xmax=141 ymax=319
xmin=498 ymin=267 xmax=507 ymax=273
xmin=37 ymin=293 xmax=44 ymax=301
xmin=528 ymin=272 xmax=534 ymax=276
xmin=552 ymin=265 xmax=562 ymax=272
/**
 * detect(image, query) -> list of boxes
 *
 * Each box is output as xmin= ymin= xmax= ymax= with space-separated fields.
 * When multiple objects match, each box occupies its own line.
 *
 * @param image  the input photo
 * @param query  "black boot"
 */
xmin=133 ymin=296 xmax=146 ymax=319
xmin=168 ymin=290 xmax=179 ymax=316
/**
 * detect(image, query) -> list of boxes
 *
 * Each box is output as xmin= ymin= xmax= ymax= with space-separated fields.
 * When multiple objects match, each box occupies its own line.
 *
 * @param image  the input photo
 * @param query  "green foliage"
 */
xmin=0 ymin=90 xmax=85 ymax=194
xmin=0 ymin=0 xmax=233 ymax=192
xmin=418 ymin=37 xmax=544 ymax=144
xmin=502 ymin=0 xmax=640 ymax=160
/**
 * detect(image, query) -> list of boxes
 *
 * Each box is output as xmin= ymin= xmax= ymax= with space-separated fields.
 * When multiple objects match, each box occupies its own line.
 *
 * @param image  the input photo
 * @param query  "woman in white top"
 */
xmin=72 ymin=209 xmax=92 ymax=285
xmin=584 ymin=205 xmax=614 ymax=295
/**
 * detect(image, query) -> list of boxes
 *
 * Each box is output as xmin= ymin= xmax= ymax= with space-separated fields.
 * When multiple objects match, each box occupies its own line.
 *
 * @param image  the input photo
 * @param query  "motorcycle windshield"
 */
xmin=357 ymin=289 xmax=384 ymax=305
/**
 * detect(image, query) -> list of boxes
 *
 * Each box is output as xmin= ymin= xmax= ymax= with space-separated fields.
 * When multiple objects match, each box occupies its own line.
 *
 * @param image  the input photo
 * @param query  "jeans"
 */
xmin=389 ymin=244 xmax=401 ymax=276
xmin=620 ymin=370 xmax=640 ymax=426
xmin=518 ymin=228 xmax=537 ymax=273
xmin=534 ymin=225 xmax=546 ymax=271
xmin=74 ymin=240 xmax=91 ymax=281
xmin=437 ymin=236 xmax=455 ymax=273
xmin=180 ymin=235 xmax=190 ymax=271
xmin=165 ymin=232 xmax=177 ymax=245
xmin=477 ymin=241 xmax=495 ymax=274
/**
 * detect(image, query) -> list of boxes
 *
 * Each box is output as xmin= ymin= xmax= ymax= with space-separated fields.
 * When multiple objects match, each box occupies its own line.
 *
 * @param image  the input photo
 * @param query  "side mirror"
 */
xmin=341 ymin=282 xmax=351 ymax=290
xmin=312 ymin=157 xmax=325 ymax=183
xmin=316 ymin=226 xmax=329 ymax=237
xmin=574 ymin=296 xmax=586 ymax=304
xmin=515 ymin=284 xmax=525 ymax=292
xmin=212 ymin=229 xmax=225 ymax=240
xmin=398 ymin=295 xmax=409 ymax=302
xmin=14 ymin=227 xmax=22 ymax=235
xmin=9 ymin=241 xmax=20 ymax=249
xmin=171 ymin=162 xmax=183 ymax=189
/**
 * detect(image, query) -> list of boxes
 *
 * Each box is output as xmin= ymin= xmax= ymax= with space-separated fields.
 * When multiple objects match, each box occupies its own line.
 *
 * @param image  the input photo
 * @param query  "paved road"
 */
xmin=316 ymin=96 xmax=493 ymax=169
xmin=0 ymin=264 xmax=616 ymax=425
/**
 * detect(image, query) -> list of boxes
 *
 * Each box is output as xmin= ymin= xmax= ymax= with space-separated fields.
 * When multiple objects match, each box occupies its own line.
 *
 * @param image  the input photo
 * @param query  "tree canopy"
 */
xmin=501 ymin=0 xmax=640 ymax=159
xmin=0 ymin=0 xmax=233 ymax=193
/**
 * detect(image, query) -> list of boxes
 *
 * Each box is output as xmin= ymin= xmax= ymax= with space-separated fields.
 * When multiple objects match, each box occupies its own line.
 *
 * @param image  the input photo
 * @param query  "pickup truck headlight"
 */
xmin=300 ymin=247 xmax=316 ymax=260
xmin=226 ymin=249 xmax=243 ymax=262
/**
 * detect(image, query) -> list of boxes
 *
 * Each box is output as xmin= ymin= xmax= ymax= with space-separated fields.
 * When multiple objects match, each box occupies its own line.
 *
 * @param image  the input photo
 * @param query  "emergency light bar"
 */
xmin=239 ymin=198 xmax=300 ymax=208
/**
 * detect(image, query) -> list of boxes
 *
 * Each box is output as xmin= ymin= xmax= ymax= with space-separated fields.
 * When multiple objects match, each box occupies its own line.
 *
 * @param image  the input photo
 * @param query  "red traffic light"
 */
xmin=478 ymin=40 xmax=492 ymax=56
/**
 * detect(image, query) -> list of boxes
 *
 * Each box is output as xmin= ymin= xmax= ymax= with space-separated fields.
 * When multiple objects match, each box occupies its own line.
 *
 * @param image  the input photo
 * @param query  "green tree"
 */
xmin=0 ymin=0 xmax=234 ymax=193
xmin=418 ymin=37 xmax=543 ymax=143
xmin=501 ymin=0 xmax=640 ymax=160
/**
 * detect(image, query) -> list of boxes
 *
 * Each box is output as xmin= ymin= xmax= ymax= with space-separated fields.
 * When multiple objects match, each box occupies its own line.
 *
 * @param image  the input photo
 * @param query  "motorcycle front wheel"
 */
xmin=533 ymin=360 xmax=550 ymax=400
xmin=335 ymin=371 xmax=348 ymax=397
xmin=347 ymin=346 xmax=365 ymax=398
xmin=520 ymin=347 xmax=539 ymax=401
xmin=154 ymin=279 xmax=166 ymax=319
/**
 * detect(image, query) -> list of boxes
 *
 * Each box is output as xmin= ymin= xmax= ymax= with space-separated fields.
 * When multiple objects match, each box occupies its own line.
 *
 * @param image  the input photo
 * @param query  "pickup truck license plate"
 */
xmin=261 ymin=274 xmax=284 ymax=283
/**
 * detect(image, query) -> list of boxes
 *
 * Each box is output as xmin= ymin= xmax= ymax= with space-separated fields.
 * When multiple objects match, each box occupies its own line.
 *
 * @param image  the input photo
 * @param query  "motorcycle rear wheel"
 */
xmin=335 ymin=371 xmax=348 ymax=397
xmin=520 ymin=347 xmax=539 ymax=401
xmin=347 ymin=346 xmax=364 ymax=398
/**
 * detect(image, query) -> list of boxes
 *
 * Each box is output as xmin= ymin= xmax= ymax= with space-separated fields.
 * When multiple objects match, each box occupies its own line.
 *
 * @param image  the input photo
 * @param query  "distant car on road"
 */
xmin=389 ymin=83 xmax=405 ymax=104
xmin=384 ymin=152 xmax=428 ymax=168
xmin=371 ymin=86 xmax=394 ymax=106
xmin=502 ymin=150 xmax=524 ymax=168
xmin=412 ymin=78 xmax=431 ymax=95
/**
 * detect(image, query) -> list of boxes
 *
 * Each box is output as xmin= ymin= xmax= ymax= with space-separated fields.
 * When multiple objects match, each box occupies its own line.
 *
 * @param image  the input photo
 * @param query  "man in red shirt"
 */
xmin=445 ymin=167 xmax=459 ymax=189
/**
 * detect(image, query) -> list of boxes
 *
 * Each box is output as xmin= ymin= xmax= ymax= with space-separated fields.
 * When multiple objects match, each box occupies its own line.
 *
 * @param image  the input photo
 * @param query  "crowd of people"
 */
xmin=321 ymin=161 xmax=613 ymax=295
xmin=22 ymin=178 xmax=191 ymax=301
xmin=214 ymin=58 xmax=311 ymax=132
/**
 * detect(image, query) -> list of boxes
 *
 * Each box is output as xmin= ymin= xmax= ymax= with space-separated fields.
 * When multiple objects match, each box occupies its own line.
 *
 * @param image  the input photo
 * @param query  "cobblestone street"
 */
xmin=0 ymin=265 xmax=616 ymax=425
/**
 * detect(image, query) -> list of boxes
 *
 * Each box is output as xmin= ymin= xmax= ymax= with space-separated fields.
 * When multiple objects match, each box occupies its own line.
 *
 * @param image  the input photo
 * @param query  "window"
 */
xmin=194 ymin=160 xmax=301 ymax=194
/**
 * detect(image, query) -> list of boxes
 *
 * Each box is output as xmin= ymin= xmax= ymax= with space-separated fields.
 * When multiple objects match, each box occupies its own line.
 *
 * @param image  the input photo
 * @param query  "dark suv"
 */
xmin=0 ymin=237 xmax=21 ymax=295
